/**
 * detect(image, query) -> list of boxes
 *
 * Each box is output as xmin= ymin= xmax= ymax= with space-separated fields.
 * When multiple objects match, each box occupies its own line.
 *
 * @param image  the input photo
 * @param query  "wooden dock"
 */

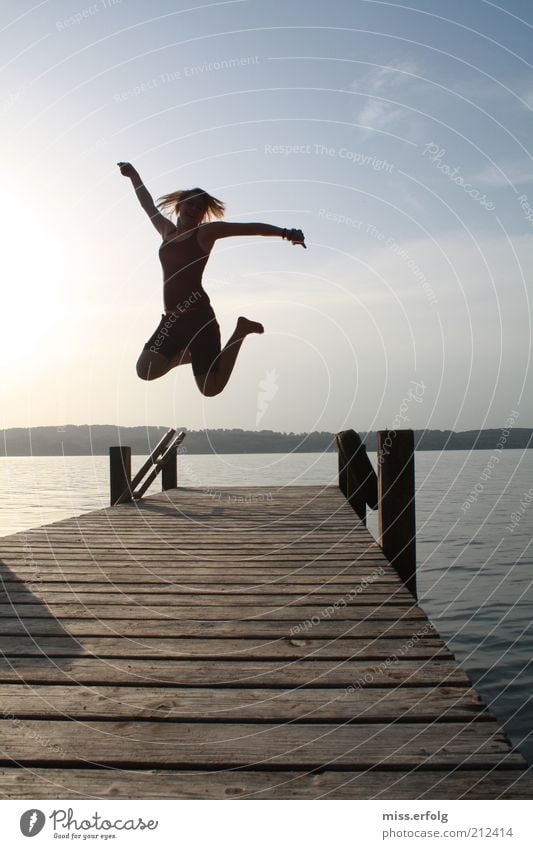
xmin=0 ymin=484 xmax=531 ymax=799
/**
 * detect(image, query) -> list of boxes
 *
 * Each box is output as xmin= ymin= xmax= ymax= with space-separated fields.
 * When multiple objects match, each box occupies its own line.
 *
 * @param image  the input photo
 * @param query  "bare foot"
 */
xmin=236 ymin=316 xmax=264 ymax=336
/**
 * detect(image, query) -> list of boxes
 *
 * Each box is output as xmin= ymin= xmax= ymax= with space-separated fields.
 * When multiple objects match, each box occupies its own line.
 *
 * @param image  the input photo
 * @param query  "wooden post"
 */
xmin=336 ymin=430 xmax=378 ymax=525
xmin=109 ymin=446 xmax=132 ymax=506
xmin=377 ymin=429 xmax=416 ymax=598
xmin=161 ymin=444 xmax=177 ymax=491
xmin=346 ymin=462 xmax=366 ymax=524
xmin=338 ymin=444 xmax=348 ymax=498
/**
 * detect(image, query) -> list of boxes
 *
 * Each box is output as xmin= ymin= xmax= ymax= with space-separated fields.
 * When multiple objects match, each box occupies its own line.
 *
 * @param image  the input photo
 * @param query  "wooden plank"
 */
xmin=0 ymin=603 xmax=426 ymax=620
xmin=0 ymin=549 xmax=387 ymax=559
xmin=0 ymin=635 xmax=452 ymax=660
xmin=0 ymin=564 xmax=403 ymax=578
xmin=0 ymin=767 xmax=531 ymax=799
xmin=13 ymin=520 xmax=370 ymax=529
xmin=12 ymin=532 xmax=376 ymax=540
xmin=11 ymin=541 xmax=379 ymax=550
xmin=0 ymin=563 xmax=394 ymax=575
xmin=4 ymin=538 xmax=375 ymax=547
xmin=0 ymin=720 xmax=523 ymax=768
xmin=2 ymin=531 xmax=381 ymax=539
xmin=0 ymin=549 xmax=380 ymax=560
xmin=0 ymin=577 xmax=402 ymax=589
xmin=1 ymin=531 xmax=374 ymax=539
xmin=11 ymin=529 xmax=371 ymax=536
xmin=0 ymin=590 xmax=413 ymax=605
xmin=0 ymin=618 xmax=441 ymax=639
xmin=2 ymin=523 xmax=372 ymax=533
xmin=2 ymin=532 xmax=374 ymax=541
xmin=1 ymin=531 xmax=376 ymax=542
xmin=0 ymin=556 xmax=396 ymax=565
xmin=0 ymin=683 xmax=485 ymax=721
xmin=11 ymin=524 xmax=371 ymax=531
xmin=0 ymin=575 xmax=410 ymax=598
xmin=4 ymin=526 xmax=369 ymax=535
xmin=0 ymin=552 xmax=385 ymax=562
xmin=0 ymin=658 xmax=470 ymax=686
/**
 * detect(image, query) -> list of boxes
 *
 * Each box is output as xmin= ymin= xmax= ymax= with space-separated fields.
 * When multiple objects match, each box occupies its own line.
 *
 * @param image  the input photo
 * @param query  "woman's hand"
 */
xmin=285 ymin=228 xmax=306 ymax=248
xmin=119 ymin=164 xmax=174 ymax=238
xmin=117 ymin=161 xmax=137 ymax=178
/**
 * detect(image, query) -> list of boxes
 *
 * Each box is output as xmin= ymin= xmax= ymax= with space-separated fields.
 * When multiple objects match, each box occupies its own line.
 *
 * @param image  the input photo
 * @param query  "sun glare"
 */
xmin=0 ymin=188 xmax=70 ymax=356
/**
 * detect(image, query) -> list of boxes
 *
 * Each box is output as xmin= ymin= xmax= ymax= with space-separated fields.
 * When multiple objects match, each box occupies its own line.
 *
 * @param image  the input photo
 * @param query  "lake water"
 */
xmin=1 ymin=449 xmax=532 ymax=767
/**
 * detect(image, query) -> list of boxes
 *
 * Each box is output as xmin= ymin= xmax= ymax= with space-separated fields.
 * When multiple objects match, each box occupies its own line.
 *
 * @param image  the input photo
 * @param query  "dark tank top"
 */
xmin=159 ymin=228 xmax=211 ymax=312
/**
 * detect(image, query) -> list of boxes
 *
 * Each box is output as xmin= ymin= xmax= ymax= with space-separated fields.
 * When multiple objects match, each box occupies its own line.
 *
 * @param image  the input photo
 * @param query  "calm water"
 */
xmin=1 ymin=449 xmax=532 ymax=766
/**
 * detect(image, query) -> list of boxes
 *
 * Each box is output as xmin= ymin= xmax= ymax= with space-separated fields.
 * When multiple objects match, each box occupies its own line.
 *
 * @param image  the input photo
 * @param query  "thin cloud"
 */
xmin=522 ymin=88 xmax=533 ymax=109
xmin=351 ymin=60 xmax=422 ymax=130
xmin=357 ymin=99 xmax=404 ymax=128
xmin=475 ymin=161 xmax=533 ymax=189
xmin=354 ymin=60 xmax=423 ymax=94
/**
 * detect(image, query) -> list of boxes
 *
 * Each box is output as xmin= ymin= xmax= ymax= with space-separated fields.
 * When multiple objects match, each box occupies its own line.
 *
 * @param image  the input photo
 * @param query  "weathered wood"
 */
xmin=0 ymin=603 xmax=426 ymax=620
xmin=0 ymin=484 xmax=528 ymax=799
xmin=109 ymin=446 xmax=131 ymax=506
xmin=0 ymin=576 xmax=403 ymax=590
xmin=0 ymin=618 xmax=440 ymax=639
xmin=132 ymin=431 xmax=186 ymax=499
xmin=0 ymin=635 xmax=451 ymax=660
xmin=377 ymin=430 xmax=417 ymax=598
xmin=1 ymin=767 xmax=531 ymax=800
xmin=0 ymin=657 xmax=467 ymax=687
xmin=0 ymin=683 xmax=483 ymax=721
xmin=0 ymin=549 xmax=392 ymax=560
xmin=338 ymin=436 xmax=348 ymax=498
xmin=0 ymin=541 xmax=377 ymax=552
xmin=127 ymin=428 xmax=176 ymax=496
xmin=0 ymin=589 xmax=413 ymax=606
xmin=0 ymin=719 xmax=522 ymax=768
xmin=161 ymin=444 xmax=178 ymax=491
xmin=0 ymin=574 xmax=402 ymax=587
xmin=336 ymin=430 xmax=378 ymax=523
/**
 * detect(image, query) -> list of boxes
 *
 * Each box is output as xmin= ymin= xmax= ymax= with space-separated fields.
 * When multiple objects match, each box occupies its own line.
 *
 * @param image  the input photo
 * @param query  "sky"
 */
xmin=1 ymin=0 xmax=532 ymax=433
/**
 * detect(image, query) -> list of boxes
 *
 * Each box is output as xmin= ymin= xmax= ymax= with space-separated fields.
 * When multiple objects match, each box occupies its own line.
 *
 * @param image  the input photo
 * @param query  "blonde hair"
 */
xmin=156 ymin=187 xmax=225 ymax=222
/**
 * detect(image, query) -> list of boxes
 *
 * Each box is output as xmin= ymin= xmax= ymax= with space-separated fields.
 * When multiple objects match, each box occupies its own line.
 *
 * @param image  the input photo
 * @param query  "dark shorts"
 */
xmin=143 ymin=306 xmax=221 ymax=377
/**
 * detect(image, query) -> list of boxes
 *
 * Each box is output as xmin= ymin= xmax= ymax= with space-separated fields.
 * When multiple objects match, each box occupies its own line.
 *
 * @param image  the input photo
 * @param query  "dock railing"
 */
xmin=336 ymin=428 xmax=416 ymax=598
xmin=109 ymin=428 xmax=186 ymax=506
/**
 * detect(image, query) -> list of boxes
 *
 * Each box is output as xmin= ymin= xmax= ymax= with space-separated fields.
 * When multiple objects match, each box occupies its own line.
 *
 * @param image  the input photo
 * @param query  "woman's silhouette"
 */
xmin=118 ymin=162 xmax=305 ymax=396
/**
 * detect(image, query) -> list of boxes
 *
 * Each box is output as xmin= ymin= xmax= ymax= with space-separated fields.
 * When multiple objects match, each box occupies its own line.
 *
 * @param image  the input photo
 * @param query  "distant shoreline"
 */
xmin=1 ymin=426 xmax=532 ymax=456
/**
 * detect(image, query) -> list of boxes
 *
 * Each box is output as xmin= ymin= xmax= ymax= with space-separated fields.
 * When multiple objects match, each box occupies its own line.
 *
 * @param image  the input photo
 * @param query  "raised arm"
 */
xmin=117 ymin=162 xmax=175 ymax=239
xmin=201 ymin=221 xmax=306 ymax=250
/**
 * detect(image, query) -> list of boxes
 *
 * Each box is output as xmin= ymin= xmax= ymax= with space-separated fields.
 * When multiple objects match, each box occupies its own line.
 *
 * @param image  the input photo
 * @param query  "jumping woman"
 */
xmin=118 ymin=162 xmax=306 ymax=397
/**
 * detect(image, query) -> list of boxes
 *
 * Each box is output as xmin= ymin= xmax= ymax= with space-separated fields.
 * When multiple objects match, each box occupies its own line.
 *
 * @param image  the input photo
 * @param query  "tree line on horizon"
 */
xmin=0 ymin=425 xmax=532 ymax=456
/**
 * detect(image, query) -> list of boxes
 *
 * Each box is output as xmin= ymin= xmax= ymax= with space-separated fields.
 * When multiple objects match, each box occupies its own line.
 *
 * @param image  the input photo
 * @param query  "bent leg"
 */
xmin=194 ymin=316 xmax=263 ymax=397
xmin=136 ymin=350 xmax=172 ymax=381
xmin=167 ymin=347 xmax=192 ymax=369
xmin=136 ymin=347 xmax=192 ymax=381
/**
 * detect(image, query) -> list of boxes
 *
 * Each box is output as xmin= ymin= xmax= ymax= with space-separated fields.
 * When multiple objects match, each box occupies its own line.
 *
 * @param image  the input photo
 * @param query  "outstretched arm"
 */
xmin=117 ymin=162 xmax=175 ymax=239
xmin=201 ymin=221 xmax=306 ymax=250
